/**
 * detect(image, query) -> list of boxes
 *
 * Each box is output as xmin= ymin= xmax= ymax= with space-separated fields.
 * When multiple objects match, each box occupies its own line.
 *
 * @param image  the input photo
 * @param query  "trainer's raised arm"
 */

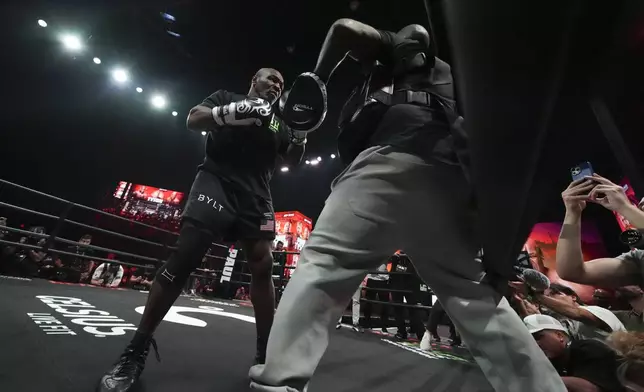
xmin=313 ymin=19 xmax=383 ymax=82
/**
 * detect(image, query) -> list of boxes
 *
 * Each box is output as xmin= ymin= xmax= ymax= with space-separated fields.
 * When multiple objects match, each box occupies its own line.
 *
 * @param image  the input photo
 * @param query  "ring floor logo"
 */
xmin=27 ymin=295 xmax=253 ymax=338
xmin=135 ymin=305 xmax=254 ymax=327
xmin=0 ymin=275 xmax=32 ymax=281
xmin=28 ymin=296 xmax=137 ymax=337
xmin=382 ymin=339 xmax=474 ymax=364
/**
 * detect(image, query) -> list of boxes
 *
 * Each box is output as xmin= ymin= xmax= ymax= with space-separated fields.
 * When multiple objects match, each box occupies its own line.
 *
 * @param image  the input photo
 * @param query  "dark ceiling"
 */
xmin=1 ymin=0 xmax=643 ymax=254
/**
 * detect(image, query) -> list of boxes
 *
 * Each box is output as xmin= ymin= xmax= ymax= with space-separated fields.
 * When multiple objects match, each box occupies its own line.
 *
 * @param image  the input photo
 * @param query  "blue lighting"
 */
xmin=160 ymin=12 xmax=176 ymax=22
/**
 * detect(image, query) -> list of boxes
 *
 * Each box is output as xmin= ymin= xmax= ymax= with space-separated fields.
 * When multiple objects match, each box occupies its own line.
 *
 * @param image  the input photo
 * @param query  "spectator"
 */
xmin=524 ymin=314 xmax=626 ymax=392
xmin=606 ymin=331 xmax=644 ymax=390
xmin=614 ymin=286 xmax=644 ymax=332
xmin=423 ymin=299 xmax=461 ymax=350
xmin=235 ymin=286 xmax=250 ymax=300
xmin=362 ymin=262 xmax=390 ymax=332
xmin=511 ymin=281 xmax=626 ymax=340
xmin=389 ymin=252 xmax=424 ymax=340
xmin=18 ymin=228 xmax=47 ymax=277
xmin=129 ymin=264 xmax=155 ymax=290
xmin=0 ymin=217 xmax=16 ymax=273
xmin=60 ymin=234 xmax=96 ymax=283
xmin=336 ymin=287 xmax=363 ymax=333
xmin=556 ymin=175 xmax=644 ymax=289
xmin=0 ymin=216 xmax=7 ymax=240
xmin=91 ymin=260 xmax=124 ymax=288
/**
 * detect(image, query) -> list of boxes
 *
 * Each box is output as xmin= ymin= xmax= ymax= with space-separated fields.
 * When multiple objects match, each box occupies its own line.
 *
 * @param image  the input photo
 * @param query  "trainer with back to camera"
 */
xmin=249 ymin=19 xmax=568 ymax=391
xmin=97 ymin=68 xmax=306 ymax=392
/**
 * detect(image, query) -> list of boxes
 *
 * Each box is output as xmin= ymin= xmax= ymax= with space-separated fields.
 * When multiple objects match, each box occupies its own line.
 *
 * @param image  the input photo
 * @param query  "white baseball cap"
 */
xmin=524 ymin=314 xmax=568 ymax=335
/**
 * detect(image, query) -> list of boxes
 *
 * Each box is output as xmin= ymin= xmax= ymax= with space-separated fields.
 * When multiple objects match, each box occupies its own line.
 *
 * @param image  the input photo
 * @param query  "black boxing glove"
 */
xmin=211 ymin=97 xmax=273 ymax=127
xmin=279 ymin=72 xmax=327 ymax=133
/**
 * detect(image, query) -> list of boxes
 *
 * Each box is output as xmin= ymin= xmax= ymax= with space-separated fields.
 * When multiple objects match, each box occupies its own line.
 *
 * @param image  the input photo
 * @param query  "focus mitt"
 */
xmin=279 ymin=72 xmax=327 ymax=133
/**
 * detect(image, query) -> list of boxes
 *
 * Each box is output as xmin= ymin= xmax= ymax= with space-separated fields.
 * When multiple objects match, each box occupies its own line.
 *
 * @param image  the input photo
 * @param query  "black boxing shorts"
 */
xmin=182 ymin=170 xmax=276 ymax=241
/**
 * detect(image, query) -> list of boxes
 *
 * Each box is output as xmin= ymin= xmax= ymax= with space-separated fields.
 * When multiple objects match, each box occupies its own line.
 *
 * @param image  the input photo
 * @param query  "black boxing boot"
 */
xmin=97 ymin=332 xmax=160 ymax=392
xmin=254 ymin=335 xmax=267 ymax=365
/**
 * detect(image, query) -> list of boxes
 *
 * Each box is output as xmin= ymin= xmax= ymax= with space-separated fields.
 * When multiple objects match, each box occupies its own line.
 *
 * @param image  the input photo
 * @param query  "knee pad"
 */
xmin=156 ymin=220 xmax=213 ymax=289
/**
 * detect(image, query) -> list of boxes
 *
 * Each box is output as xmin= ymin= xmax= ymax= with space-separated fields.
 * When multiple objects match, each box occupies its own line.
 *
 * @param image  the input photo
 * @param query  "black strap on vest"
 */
xmin=371 ymin=89 xmax=433 ymax=107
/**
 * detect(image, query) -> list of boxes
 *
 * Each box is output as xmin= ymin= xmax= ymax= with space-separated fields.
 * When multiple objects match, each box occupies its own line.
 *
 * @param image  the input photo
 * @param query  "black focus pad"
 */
xmin=279 ymin=72 xmax=328 ymax=133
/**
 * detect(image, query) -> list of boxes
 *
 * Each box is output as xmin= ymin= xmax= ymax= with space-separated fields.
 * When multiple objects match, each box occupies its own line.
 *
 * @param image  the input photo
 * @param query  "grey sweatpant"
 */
xmin=249 ymin=146 xmax=565 ymax=392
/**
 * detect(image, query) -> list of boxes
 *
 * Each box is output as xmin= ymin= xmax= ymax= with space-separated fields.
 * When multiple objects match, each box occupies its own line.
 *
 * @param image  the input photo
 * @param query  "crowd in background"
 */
xmin=101 ymin=207 xmax=181 ymax=233
xmin=4 ymin=174 xmax=644 ymax=390
xmin=0 ymin=219 xmax=289 ymax=302
xmin=0 ymin=224 xmax=157 ymax=291
xmin=331 ymin=175 xmax=644 ymax=391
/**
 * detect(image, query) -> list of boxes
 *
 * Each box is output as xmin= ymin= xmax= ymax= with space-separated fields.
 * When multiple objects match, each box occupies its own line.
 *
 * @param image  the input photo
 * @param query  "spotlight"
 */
xmin=93 ymin=57 xmax=101 ymax=64
xmin=310 ymin=160 xmax=319 ymax=166
xmin=317 ymin=156 xmax=322 ymax=162
xmin=151 ymin=95 xmax=167 ymax=109
xmin=112 ymin=68 xmax=129 ymax=84
xmin=305 ymin=160 xmax=310 ymax=165
xmin=330 ymin=154 xmax=336 ymax=159
xmin=171 ymin=111 xmax=178 ymax=117
xmin=60 ymin=34 xmax=83 ymax=52
xmin=136 ymin=87 xmax=143 ymax=93
xmin=201 ymin=131 xmax=207 ymax=136
xmin=160 ymin=12 xmax=176 ymax=22
xmin=280 ymin=167 xmax=289 ymax=173
xmin=37 ymin=20 xmax=47 ymax=28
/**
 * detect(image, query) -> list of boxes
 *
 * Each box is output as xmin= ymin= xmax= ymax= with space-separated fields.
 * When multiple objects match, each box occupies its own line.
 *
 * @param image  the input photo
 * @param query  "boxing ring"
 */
xmin=0 ymin=179 xmax=492 ymax=392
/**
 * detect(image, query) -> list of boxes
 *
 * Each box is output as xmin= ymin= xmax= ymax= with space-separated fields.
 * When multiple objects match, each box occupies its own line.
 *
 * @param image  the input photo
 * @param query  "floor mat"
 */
xmin=0 ymin=277 xmax=492 ymax=392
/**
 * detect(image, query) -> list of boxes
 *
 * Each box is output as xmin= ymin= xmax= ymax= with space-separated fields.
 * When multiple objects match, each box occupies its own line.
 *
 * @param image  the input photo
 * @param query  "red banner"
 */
xmin=274 ymin=211 xmax=313 ymax=277
xmin=130 ymin=184 xmax=184 ymax=205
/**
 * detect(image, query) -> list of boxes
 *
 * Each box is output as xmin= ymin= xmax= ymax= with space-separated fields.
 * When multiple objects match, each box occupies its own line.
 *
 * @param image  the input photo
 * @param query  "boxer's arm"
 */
xmin=187 ymin=90 xmax=228 ymax=132
xmin=313 ymin=19 xmax=384 ymax=82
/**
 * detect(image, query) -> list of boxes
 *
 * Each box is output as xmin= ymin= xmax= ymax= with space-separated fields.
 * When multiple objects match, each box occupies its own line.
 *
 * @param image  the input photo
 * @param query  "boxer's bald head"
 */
xmin=250 ymin=68 xmax=284 ymax=104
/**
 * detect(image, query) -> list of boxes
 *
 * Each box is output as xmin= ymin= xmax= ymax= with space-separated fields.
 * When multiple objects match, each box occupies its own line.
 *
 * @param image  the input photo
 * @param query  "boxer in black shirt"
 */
xmin=98 ymin=68 xmax=305 ymax=392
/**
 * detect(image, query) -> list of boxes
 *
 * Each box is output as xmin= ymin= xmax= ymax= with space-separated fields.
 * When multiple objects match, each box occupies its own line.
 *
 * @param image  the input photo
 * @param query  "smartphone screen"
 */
xmin=570 ymin=162 xmax=594 ymax=182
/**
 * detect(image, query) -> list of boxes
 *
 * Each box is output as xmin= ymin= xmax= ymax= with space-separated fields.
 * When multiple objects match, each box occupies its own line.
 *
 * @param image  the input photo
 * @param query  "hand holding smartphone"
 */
xmin=570 ymin=161 xmax=594 ymax=182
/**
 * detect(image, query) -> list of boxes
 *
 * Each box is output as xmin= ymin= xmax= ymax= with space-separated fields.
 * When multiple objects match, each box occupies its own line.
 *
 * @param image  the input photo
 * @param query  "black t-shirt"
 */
xmin=557 ymin=339 xmax=625 ymax=392
xmin=198 ymin=90 xmax=290 ymax=201
xmin=366 ymin=30 xmax=462 ymax=166
xmin=65 ymin=245 xmax=95 ymax=272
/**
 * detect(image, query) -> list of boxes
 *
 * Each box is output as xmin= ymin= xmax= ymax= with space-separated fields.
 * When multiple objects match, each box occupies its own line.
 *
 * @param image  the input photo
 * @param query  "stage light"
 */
xmin=305 ymin=160 xmax=310 ymax=165
xmin=93 ymin=57 xmax=101 ymax=64
xmin=310 ymin=160 xmax=319 ymax=166
xmin=330 ymin=154 xmax=336 ymax=159
xmin=136 ymin=87 xmax=143 ymax=93
xmin=160 ymin=12 xmax=176 ymax=22
xmin=171 ymin=111 xmax=178 ymax=116
xmin=166 ymin=30 xmax=181 ymax=38
xmin=280 ymin=166 xmax=289 ymax=173
xmin=60 ymin=34 xmax=83 ymax=52
xmin=37 ymin=20 xmax=47 ymax=28
xmin=201 ymin=131 xmax=207 ymax=136
xmin=317 ymin=156 xmax=322 ymax=162
xmin=151 ymin=95 xmax=167 ymax=109
xmin=112 ymin=68 xmax=129 ymax=84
